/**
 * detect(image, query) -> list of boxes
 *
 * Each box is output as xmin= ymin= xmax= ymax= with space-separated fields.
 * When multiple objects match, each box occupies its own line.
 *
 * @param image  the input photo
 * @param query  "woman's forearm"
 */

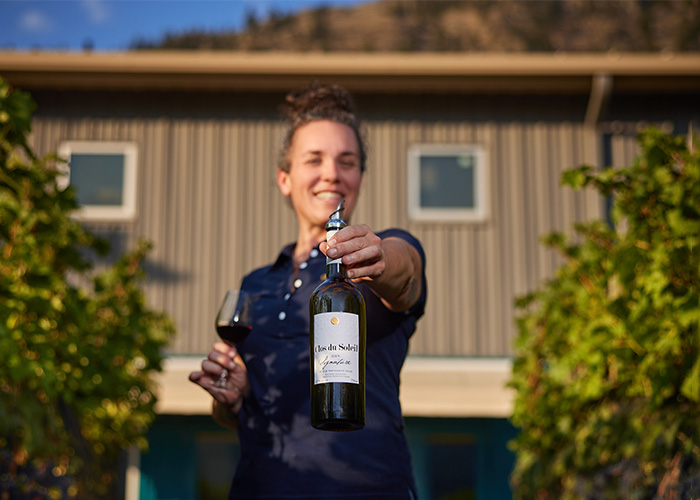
xmin=364 ymin=237 xmax=423 ymax=312
xmin=212 ymin=400 xmax=240 ymax=430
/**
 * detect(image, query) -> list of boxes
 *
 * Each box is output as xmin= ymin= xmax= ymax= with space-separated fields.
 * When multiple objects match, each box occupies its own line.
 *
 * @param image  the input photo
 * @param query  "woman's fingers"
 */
xmin=189 ymin=362 xmax=247 ymax=406
xmin=347 ymin=260 xmax=385 ymax=280
xmin=201 ymin=359 xmax=228 ymax=377
xmin=208 ymin=342 xmax=237 ymax=369
xmin=323 ymin=225 xmax=385 ymax=280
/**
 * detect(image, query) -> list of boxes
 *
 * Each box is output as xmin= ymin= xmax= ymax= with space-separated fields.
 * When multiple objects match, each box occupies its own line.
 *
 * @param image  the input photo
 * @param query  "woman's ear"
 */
xmin=277 ymin=168 xmax=291 ymax=197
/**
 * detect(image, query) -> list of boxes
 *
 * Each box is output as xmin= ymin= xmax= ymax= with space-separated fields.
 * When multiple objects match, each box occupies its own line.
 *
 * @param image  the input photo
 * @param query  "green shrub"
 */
xmin=510 ymin=128 xmax=700 ymax=499
xmin=0 ymin=77 xmax=175 ymax=498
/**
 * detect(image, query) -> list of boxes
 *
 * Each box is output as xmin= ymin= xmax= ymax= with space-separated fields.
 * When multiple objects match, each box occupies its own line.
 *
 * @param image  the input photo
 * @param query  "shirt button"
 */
xmin=284 ymin=293 xmax=291 ymax=300
xmin=278 ymin=311 xmax=287 ymax=321
xmin=310 ymin=249 xmax=319 ymax=258
xmin=294 ymin=278 xmax=303 ymax=289
xmin=299 ymin=262 xmax=308 ymax=270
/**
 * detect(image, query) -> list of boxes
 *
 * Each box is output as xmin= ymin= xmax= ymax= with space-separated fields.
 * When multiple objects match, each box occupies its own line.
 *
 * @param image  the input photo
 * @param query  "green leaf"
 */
xmin=561 ymin=166 xmax=592 ymax=189
xmin=680 ymin=355 xmax=700 ymax=402
xmin=667 ymin=208 xmax=700 ymax=237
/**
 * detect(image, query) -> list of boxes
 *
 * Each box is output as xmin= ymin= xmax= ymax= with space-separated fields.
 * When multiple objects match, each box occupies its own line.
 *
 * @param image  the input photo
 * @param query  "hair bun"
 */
xmin=283 ymin=80 xmax=357 ymax=124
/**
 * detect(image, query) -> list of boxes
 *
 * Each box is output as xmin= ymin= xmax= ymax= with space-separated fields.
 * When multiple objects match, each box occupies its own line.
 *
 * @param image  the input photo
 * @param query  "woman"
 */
xmin=189 ymin=81 xmax=427 ymax=500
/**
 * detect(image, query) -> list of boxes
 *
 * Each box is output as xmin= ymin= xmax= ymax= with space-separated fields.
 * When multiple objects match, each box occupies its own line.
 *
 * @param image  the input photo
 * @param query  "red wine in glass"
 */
xmin=216 ymin=323 xmax=252 ymax=344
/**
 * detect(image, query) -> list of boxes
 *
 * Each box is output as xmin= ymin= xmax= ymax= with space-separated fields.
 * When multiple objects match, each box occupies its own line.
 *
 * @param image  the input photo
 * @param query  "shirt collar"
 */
xmin=270 ymin=242 xmax=323 ymax=271
xmin=270 ymin=242 xmax=296 ymax=270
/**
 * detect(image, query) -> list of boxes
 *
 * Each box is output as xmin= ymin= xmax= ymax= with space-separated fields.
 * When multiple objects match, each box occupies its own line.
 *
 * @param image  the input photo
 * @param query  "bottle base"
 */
xmin=312 ymin=419 xmax=364 ymax=432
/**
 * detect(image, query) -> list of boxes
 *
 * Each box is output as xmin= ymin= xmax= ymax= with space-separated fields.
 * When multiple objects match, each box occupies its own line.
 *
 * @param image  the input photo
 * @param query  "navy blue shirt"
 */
xmin=229 ymin=229 xmax=427 ymax=500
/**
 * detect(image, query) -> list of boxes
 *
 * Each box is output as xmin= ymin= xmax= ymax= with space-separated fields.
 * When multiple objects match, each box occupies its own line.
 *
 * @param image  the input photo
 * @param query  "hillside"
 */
xmin=131 ymin=0 xmax=700 ymax=53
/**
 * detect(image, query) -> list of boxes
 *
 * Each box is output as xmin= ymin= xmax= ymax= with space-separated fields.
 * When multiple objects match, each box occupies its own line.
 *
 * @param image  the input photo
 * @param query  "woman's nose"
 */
xmin=321 ymin=160 xmax=340 ymax=181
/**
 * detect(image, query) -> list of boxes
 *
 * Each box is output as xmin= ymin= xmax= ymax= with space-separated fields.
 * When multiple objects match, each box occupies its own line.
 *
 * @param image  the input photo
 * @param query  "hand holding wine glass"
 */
xmin=212 ymin=290 xmax=253 ymax=387
xmin=189 ymin=289 xmax=253 ymax=412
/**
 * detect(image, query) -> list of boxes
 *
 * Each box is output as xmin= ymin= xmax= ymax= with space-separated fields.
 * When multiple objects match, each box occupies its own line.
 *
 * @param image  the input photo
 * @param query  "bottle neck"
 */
xmin=326 ymin=260 xmax=347 ymax=280
xmin=324 ymin=226 xmax=346 ymax=280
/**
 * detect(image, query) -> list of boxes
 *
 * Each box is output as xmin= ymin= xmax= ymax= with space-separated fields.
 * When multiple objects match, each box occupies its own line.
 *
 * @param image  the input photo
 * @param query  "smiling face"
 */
xmin=277 ymin=120 xmax=363 ymax=235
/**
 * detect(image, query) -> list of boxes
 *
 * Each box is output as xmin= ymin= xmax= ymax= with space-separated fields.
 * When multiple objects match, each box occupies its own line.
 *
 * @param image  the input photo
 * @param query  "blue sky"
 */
xmin=1 ymin=0 xmax=371 ymax=51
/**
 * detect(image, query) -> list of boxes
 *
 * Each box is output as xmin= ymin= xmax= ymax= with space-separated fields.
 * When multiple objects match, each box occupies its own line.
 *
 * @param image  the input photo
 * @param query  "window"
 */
xmin=57 ymin=141 xmax=137 ymax=221
xmin=407 ymin=144 xmax=487 ymax=222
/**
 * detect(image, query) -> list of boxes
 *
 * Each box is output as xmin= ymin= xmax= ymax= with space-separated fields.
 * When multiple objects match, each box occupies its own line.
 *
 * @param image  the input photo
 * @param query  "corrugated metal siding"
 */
xmin=28 ymin=112 xmax=611 ymax=357
xmin=349 ymin=120 xmax=604 ymax=356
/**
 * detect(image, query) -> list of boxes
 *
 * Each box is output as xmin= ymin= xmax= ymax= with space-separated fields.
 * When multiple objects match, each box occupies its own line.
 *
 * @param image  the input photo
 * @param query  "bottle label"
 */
xmin=326 ymin=229 xmax=342 ymax=265
xmin=313 ymin=312 xmax=359 ymax=385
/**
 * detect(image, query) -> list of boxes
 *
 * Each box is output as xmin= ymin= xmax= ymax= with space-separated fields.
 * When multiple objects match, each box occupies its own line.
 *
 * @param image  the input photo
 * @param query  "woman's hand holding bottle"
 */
xmin=321 ymin=224 xmax=423 ymax=313
xmin=320 ymin=224 xmax=384 ymax=281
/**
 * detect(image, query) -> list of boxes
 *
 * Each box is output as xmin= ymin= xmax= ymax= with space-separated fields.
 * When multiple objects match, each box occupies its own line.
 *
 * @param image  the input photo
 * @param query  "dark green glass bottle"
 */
xmin=309 ymin=200 xmax=366 ymax=431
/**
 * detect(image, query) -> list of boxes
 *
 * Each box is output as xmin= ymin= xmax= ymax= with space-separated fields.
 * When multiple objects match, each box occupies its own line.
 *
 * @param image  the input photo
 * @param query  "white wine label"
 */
xmin=313 ymin=312 xmax=359 ymax=384
xmin=326 ymin=229 xmax=342 ymax=265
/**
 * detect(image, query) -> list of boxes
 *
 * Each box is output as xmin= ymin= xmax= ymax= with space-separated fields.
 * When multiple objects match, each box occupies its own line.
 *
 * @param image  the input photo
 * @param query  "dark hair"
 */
xmin=278 ymin=80 xmax=367 ymax=173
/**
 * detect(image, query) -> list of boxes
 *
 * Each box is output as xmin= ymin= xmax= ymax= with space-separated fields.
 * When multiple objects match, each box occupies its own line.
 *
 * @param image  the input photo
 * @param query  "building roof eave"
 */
xmin=1 ymin=50 xmax=699 ymax=93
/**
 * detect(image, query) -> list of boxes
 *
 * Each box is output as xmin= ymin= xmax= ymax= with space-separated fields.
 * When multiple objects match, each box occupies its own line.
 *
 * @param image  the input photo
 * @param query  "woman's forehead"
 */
xmin=292 ymin=120 xmax=360 ymax=153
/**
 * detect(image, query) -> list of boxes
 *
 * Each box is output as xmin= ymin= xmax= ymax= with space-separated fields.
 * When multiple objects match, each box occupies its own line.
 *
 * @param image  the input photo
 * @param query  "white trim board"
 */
xmin=154 ymin=356 xmax=514 ymax=418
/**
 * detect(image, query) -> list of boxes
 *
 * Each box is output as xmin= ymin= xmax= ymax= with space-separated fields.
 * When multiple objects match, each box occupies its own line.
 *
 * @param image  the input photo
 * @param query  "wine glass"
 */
xmin=212 ymin=289 xmax=254 ymax=388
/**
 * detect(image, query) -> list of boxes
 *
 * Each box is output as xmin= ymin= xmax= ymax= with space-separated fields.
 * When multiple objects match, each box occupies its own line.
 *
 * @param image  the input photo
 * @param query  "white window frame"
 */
xmin=407 ymin=144 xmax=488 ymax=222
xmin=57 ymin=141 xmax=137 ymax=221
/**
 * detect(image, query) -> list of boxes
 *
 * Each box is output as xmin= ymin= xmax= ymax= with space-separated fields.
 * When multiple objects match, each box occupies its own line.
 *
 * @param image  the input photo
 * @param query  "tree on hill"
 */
xmin=129 ymin=0 xmax=700 ymax=53
xmin=509 ymin=128 xmax=700 ymax=499
xmin=0 ymin=77 xmax=175 ymax=498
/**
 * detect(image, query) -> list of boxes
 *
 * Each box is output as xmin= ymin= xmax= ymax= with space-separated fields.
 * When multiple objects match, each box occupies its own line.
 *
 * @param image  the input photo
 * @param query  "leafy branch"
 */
xmin=510 ymin=128 xmax=700 ymax=500
xmin=0 ymin=77 xmax=175 ymax=499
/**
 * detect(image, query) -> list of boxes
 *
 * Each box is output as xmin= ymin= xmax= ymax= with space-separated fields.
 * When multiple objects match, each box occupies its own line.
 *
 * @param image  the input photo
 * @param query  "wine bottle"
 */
xmin=309 ymin=200 xmax=366 ymax=431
